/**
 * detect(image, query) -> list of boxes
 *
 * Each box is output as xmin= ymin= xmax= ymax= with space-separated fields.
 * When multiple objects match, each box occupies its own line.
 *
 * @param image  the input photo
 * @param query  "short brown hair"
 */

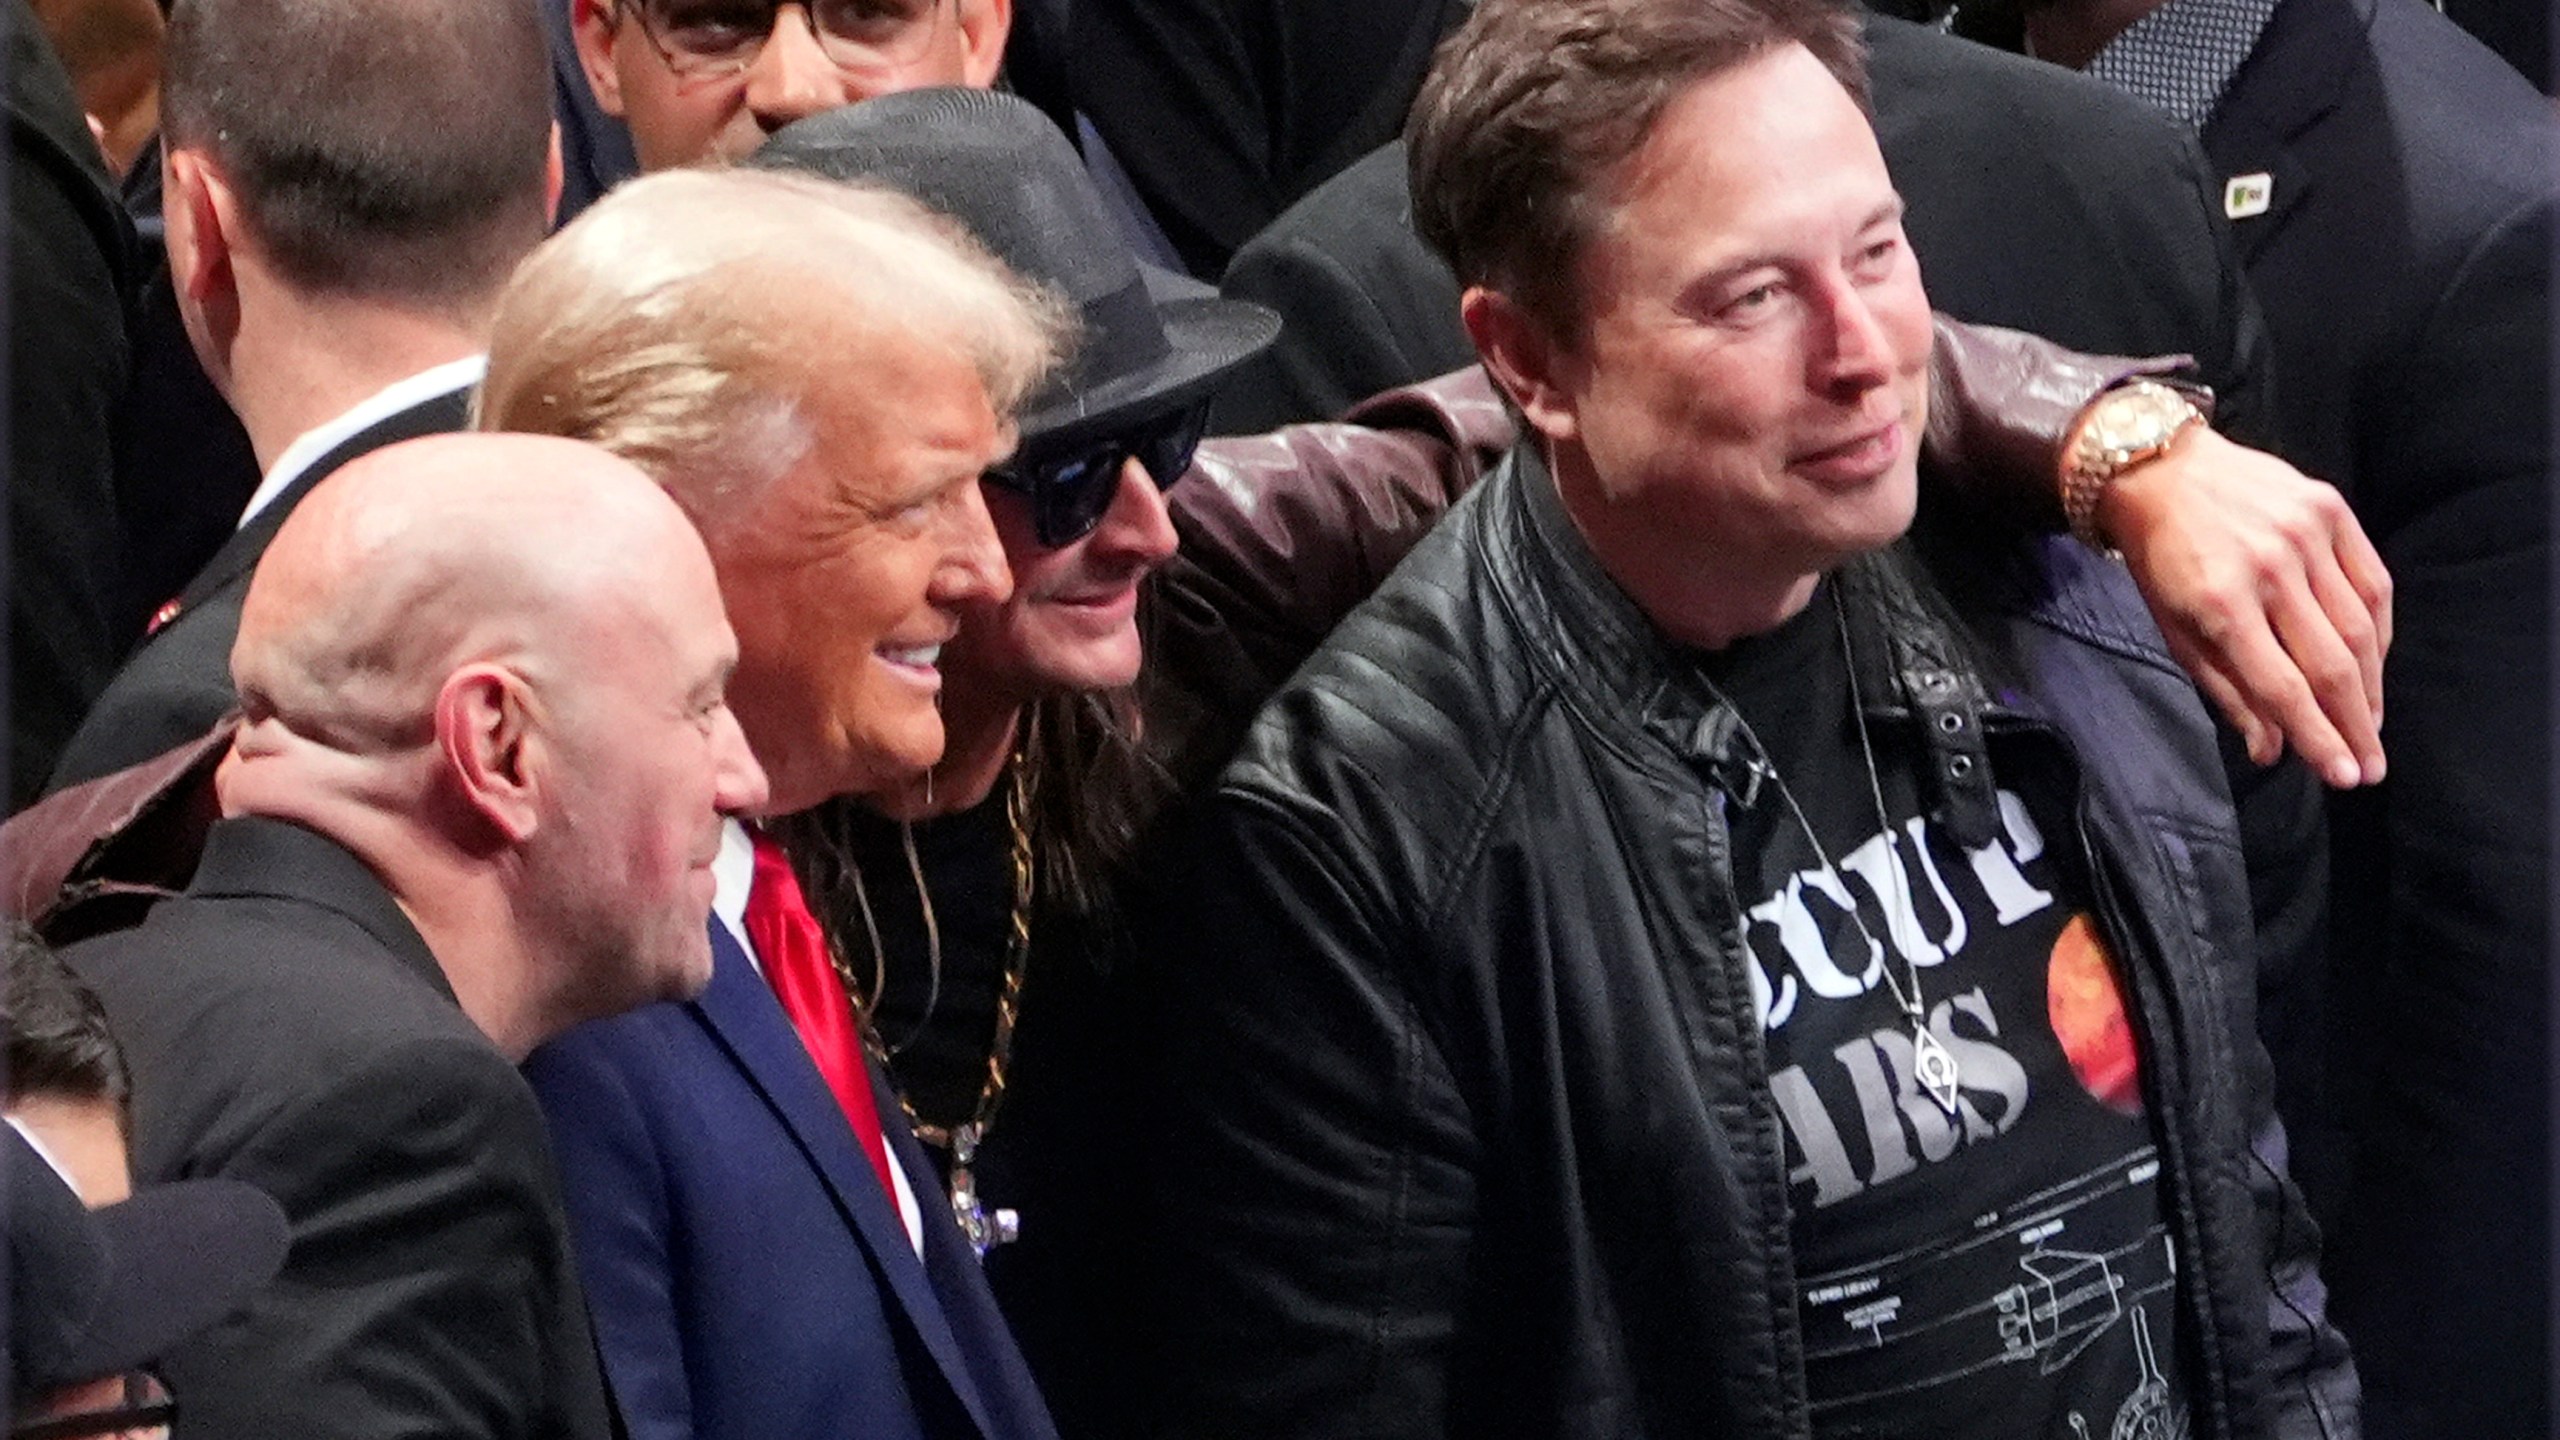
xmin=1408 ymin=0 xmax=1867 ymax=340
xmin=161 ymin=0 xmax=552 ymax=311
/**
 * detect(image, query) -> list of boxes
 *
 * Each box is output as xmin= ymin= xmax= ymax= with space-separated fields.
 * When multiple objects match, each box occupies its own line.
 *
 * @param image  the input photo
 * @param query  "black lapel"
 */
xmin=173 ymin=384 xmax=474 ymax=613
xmin=2199 ymin=0 xmax=2365 ymax=264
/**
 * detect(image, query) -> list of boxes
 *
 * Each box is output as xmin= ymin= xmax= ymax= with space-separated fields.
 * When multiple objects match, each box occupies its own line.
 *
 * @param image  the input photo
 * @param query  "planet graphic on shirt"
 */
xmin=2047 ymin=913 xmax=2144 ymax=1116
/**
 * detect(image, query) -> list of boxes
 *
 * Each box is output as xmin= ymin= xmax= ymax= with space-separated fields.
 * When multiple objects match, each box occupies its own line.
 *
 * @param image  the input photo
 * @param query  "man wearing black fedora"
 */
xmin=745 ymin=88 xmax=1283 ymax=1437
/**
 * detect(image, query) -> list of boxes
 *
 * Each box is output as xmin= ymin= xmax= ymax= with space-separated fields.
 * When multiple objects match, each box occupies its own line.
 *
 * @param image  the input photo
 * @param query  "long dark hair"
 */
xmin=769 ymin=681 xmax=1172 ymax=1009
xmin=1015 ymin=684 xmax=1168 ymax=926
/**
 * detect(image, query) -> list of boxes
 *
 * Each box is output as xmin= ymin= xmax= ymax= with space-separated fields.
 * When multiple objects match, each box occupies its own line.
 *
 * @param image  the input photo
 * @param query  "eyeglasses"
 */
xmin=984 ymin=401 xmax=1211 ymax=548
xmin=616 ymin=0 xmax=949 ymax=83
xmin=12 ymin=1370 xmax=175 ymax=1440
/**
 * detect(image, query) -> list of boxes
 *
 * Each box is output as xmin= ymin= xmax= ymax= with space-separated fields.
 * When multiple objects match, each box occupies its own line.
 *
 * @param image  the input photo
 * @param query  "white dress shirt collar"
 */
xmin=236 ymin=355 xmax=487 ymax=529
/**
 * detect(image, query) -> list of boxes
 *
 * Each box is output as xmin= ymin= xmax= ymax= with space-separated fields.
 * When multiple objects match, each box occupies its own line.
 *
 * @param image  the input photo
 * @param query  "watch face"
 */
xmin=2093 ymin=387 xmax=2193 ymax=452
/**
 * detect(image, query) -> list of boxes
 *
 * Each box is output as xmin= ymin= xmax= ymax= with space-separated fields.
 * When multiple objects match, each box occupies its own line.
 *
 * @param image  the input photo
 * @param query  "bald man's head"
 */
xmin=226 ymin=433 xmax=768 ymax=1052
xmin=234 ymin=435 xmax=662 ymax=754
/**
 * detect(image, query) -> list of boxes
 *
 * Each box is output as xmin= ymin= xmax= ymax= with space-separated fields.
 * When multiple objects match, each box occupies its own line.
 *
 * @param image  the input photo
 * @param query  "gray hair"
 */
xmin=476 ymin=168 xmax=1074 ymax=534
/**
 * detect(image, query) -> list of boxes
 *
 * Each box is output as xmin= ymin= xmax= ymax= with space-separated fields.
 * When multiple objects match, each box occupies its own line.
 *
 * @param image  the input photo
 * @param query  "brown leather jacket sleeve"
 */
xmin=0 ymin=716 xmax=231 ymax=941
xmin=1924 ymin=313 xmax=2200 ymax=530
xmin=1142 ymin=318 xmax=2191 ymax=782
xmin=1145 ymin=370 xmax=1514 ymax=787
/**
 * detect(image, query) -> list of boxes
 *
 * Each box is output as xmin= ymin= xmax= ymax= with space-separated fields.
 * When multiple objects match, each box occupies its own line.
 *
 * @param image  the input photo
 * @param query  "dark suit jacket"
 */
xmin=2197 ymin=0 xmax=2556 ymax=1430
xmin=63 ymin=815 xmax=616 ymax=1440
xmin=107 ymin=258 xmax=263 ymax=645
xmin=8 ymin=1 xmax=139 ymax=810
xmin=1063 ymin=0 xmax=1471 ymax=276
xmin=543 ymin=0 xmax=637 ymax=224
xmin=47 ymin=386 xmax=472 ymax=791
xmin=523 ymin=918 xmax=1061 ymax=1440
xmin=1212 ymin=15 xmax=2278 ymax=445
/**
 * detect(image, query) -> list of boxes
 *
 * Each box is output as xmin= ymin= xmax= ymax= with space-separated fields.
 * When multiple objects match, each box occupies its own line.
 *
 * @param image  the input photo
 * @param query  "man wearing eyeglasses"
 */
xmin=570 ymin=0 xmax=1008 ymax=170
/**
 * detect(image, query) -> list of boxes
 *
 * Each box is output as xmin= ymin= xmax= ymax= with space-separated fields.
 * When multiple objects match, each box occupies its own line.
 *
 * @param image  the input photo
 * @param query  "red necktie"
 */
xmin=744 ymin=831 xmax=899 ymax=1202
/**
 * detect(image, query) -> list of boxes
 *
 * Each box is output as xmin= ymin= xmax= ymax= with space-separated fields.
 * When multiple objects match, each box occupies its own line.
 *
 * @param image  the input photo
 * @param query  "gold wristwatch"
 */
xmin=2060 ymin=379 xmax=2209 ymax=548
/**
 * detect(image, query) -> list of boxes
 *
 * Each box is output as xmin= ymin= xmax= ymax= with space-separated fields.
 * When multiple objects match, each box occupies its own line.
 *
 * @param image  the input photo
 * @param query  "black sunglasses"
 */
xmin=984 ymin=400 xmax=1211 ymax=548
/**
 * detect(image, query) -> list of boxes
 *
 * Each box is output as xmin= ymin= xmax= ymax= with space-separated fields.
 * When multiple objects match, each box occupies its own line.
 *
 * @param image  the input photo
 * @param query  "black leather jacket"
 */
xmin=1149 ymin=445 xmax=2358 ymax=1440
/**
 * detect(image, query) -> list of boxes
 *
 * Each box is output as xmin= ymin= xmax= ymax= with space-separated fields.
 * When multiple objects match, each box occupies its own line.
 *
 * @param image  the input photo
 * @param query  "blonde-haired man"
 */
xmin=485 ymin=167 xmax=1072 ymax=1440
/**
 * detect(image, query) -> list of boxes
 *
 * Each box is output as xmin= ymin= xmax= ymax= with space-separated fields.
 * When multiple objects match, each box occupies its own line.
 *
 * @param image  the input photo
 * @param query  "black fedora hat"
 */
xmin=7 ymin=1126 xmax=289 ymax=1401
xmin=754 ymin=89 xmax=1279 ymax=451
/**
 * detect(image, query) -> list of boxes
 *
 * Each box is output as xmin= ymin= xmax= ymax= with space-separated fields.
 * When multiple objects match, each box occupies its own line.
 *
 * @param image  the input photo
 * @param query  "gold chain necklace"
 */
xmin=837 ymin=745 xmax=1038 ymax=1257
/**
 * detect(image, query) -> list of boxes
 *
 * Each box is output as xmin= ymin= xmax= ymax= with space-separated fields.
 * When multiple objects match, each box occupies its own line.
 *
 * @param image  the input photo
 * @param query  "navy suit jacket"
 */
xmin=2194 ymin=0 xmax=2557 ymax=1432
xmin=524 ymin=920 xmax=1060 ymax=1440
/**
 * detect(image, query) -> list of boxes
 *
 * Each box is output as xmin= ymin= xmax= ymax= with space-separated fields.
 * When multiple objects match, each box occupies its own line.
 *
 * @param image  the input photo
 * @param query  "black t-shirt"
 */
xmin=835 ymin=799 xmax=1017 ymax=1134
xmin=1701 ymin=586 xmax=2192 ymax=1440
xmin=830 ymin=795 xmax=1155 ymax=1437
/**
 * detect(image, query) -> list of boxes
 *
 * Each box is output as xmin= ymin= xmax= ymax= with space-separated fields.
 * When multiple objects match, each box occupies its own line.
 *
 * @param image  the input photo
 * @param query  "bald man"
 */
xmin=64 ymin=432 xmax=767 ymax=1440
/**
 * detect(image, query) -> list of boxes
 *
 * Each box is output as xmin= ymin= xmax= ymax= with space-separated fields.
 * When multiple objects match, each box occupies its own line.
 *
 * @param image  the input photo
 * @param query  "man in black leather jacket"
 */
xmin=1145 ymin=0 xmax=2359 ymax=1436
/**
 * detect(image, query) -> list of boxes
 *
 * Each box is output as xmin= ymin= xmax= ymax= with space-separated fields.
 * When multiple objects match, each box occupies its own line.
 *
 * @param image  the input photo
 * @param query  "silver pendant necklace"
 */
xmin=1834 ymin=589 xmax=1964 ymax=1118
xmin=1701 ymin=587 xmax=1963 ymax=1120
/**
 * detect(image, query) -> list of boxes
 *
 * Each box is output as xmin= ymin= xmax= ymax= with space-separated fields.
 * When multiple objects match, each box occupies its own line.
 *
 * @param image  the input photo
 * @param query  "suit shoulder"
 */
xmin=69 ymin=890 xmax=475 ymax=1045
xmin=49 ymin=580 xmax=247 ymax=790
xmin=523 ymin=997 xmax=710 ymax=1118
xmin=1226 ymin=140 xmax=1416 ymax=276
xmin=2366 ymin=0 xmax=2559 ymax=206
xmin=1870 ymin=17 xmax=2202 ymax=161
xmin=66 ymin=896 xmax=510 ymax=1175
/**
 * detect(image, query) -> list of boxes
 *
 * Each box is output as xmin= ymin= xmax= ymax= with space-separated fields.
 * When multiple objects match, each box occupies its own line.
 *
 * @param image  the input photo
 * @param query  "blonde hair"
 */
xmin=477 ymin=168 xmax=1073 ymax=532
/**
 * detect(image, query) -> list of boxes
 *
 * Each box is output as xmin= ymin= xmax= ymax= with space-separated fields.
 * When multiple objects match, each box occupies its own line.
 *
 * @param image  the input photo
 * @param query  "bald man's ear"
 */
xmin=164 ymin=148 xmax=243 ymax=397
xmin=957 ymin=0 xmax=1012 ymax=89
xmin=437 ymin=666 xmax=545 ymax=844
xmin=1463 ymin=286 xmax=1582 ymax=448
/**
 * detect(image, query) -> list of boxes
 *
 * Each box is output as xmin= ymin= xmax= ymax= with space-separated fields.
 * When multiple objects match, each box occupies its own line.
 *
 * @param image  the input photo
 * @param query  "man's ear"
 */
xmin=163 ymin=147 xmax=243 ymax=385
xmin=544 ymin=121 xmax=566 ymax=228
xmin=956 ymin=0 xmax=1013 ymax=89
xmin=570 ymin=0 xmax=630 ymax=118
xmin=436 ymin=665 xmax=546 ymax=845
xmin=1463 ymin=286 xmax=1581 ymax=447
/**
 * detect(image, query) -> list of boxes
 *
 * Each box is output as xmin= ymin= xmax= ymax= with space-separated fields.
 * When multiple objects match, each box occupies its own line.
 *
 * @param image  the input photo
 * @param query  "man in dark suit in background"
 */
xmin=1060 ymin=0 xmax=1473 ymax=277
xmin=7 ymin=0 xmax=139 ymax=809
xmin=47 ymin=0 xmax=559 ymax=792
xmin=65 ymin=432 xmax=768 ymax=1439
xmin=1981 ymin=0 xmax=2557 ymax=1429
